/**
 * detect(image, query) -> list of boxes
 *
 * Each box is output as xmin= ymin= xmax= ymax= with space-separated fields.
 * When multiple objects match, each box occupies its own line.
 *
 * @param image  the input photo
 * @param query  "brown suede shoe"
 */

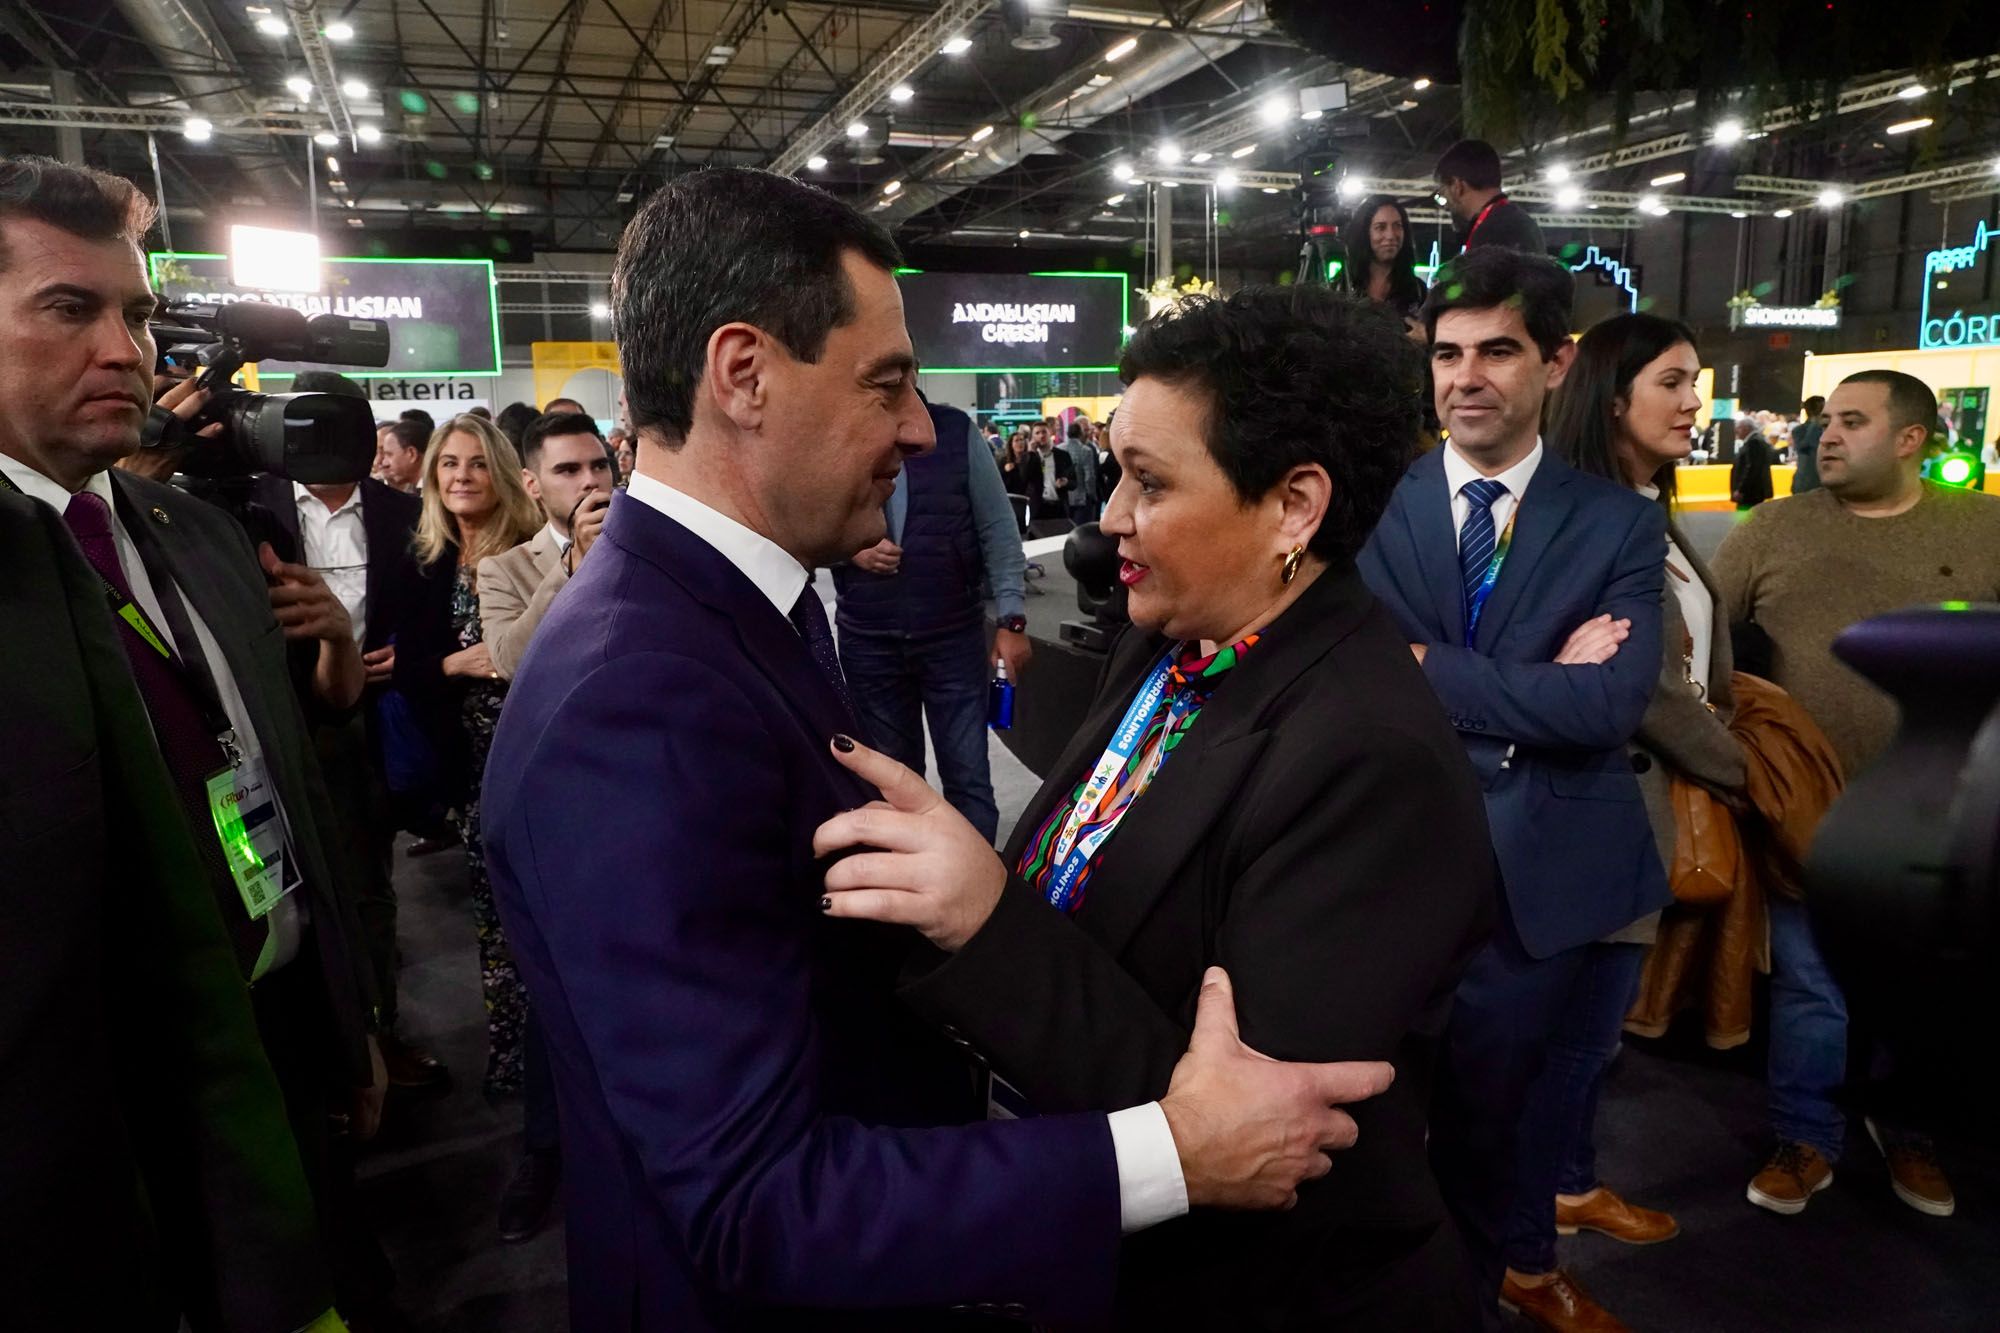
xmin=378 ymin=1033 xmax=451 ymax=1092
xmin=1747 ymin=1141 xmax=1834 ymax=1215
xmin=1500 ymin=1269 xmax=1630 ymax=1333
xmin=1555 ymin=1186 xmax=1681 ymax=1243
xmin=1866 ymin=1117 xmax=1956 ymax=1217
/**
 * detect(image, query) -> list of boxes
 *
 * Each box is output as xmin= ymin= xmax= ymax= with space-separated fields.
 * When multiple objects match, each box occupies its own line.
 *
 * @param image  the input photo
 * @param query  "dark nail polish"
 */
xmin=832 ymin=734 xmax=856 ymax=753
xmin=819 ymin=896 xmax=832 ymax=911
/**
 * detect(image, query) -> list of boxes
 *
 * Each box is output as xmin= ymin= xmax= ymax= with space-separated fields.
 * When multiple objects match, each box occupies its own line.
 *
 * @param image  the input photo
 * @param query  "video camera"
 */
xmin=146 ymin=300 xmax=391 ymax=483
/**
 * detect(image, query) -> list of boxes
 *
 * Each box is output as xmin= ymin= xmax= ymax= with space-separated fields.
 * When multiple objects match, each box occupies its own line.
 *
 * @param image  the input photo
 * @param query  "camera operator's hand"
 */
xmin=361 ymin=644 xmax=395 ymax=685
xmin=567 ymin=490 xmax=611 ymax=571
xmin=261 ymin=542 xmax=365 ymax=709
xmin=119 ymin=375 xmax=221 ymax=480
xmin=443 ymin=642 xmax=497 ymax=681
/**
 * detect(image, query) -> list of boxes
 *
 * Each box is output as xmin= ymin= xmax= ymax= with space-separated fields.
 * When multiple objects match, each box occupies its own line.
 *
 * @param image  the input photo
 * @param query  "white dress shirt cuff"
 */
xmin=1108 ymin=1101 xmax=1189 ymax=1234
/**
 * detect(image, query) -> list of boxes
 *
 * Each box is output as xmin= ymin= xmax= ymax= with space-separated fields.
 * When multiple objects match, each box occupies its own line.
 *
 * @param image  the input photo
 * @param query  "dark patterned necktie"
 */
xmin=787 ymin=586 xmax=857 ymax=725
xmin=64 ymin=490 xmax=268 ymax=976
xmin=1458 ymin=477 xmax=1509 ymax=617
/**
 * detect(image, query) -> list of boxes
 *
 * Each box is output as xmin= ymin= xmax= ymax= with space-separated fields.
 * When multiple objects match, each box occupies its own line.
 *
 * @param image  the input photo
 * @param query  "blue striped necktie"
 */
xmin=1458 ymin=477 xmax=1509 ymax=619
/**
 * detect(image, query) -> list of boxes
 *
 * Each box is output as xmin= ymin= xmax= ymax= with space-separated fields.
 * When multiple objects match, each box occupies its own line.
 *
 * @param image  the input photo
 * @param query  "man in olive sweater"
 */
xmin=1714 ymin=369 xmax=2000 ymax=1224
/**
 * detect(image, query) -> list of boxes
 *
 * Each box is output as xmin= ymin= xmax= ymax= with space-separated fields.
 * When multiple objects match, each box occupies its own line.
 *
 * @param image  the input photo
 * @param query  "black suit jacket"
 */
xmin=0 ymin=489 xmax=330 ymax=1331
xmin=107 ymin=469 xmax=378 ymax=1082
xmin=1016 ymin=448 xmax=1074 ymax=519
xmin=250 ymin=474 xmax=424 ymax=659
xmin=1731 ymin=433 xmax=1776 ymax=506
xmin=902 ymin=564 xmax=1496 ymax=1327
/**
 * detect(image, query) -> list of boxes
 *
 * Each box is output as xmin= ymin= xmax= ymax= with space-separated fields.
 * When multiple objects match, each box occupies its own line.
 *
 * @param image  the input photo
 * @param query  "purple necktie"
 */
xmin=65 ymin=490 xmax=267 ymax=975
xmin=787 ymin=586 xmax=857 ymax=726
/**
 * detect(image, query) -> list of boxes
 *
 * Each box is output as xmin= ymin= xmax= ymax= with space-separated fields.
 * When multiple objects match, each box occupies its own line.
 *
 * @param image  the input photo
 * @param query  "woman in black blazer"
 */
xmin=818 ymin=287 xmax=1496 ymax=1328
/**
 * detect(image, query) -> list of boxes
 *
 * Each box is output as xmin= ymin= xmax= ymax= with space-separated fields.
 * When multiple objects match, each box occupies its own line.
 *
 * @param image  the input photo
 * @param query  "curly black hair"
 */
xmin=1117 ymin=285 xmax=1424 ymax=564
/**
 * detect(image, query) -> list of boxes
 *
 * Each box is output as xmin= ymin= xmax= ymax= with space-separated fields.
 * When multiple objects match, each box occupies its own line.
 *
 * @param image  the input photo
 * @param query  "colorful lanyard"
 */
xmin=1464 ymin=196 xmax=1506 ymax=246
xmin=1042 ymin=649 xmax=1189 ymax=912
xmin=1464 ymin=503 xmax=1518 ymax=647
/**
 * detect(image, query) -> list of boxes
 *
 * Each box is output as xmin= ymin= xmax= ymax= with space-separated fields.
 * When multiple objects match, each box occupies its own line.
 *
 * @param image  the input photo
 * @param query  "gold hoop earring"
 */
xmin=1280 ymin=544 xmax=1306 ymax=585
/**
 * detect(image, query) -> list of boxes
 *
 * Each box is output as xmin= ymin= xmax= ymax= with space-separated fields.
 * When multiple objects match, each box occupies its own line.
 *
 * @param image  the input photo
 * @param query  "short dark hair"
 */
xmin=385 ymin=419 xmax=427 ymax=454
xmin=1840 ymin=370 xmax=1937 ymax=437
xmin=1422 ymin=246 xmax=1575 ymax=361
xmin=288 ymin=369 xmax=367 ymax=398
xmin=612 ymin=167 xmax=901 ymax=446
xmin=1435 ymin=139 xmax=1504 ymax=191
xmin=521 ymin=409 xmax=604 ymax=470
xmin=399 ymin=407 xmax=435 ymax=436
xmin=1118 ymin=286 xmax=1423 ymax=565
xmin=495 ymin=401 xmax=538 ymax=447
xmin=1803 ymin=395 xmax=1826 ymax=414
xmin=0 ymin=155 xmax=156 ymax=269
xmin=1547 ymin=312 xmax=1698 ymax=504
xmin=467 ymin=405 xmax=493 ymax=420
xmin=543 ymin=396 xmax=586 ymax=415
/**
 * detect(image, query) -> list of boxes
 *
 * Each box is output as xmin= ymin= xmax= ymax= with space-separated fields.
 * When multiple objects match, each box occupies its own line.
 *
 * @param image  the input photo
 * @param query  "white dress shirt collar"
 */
xmin=540 ymin=519 xmax=572 ymax=557
xmin=293 ymin=479 xmax=364 ymax=518
xmin=623 ymin=471 xmax=809 ymax=618
xmin=1442 ymin=437 xmax=1543 ymax=501
xmin=0 ymin=451 xmax=99 ymax=511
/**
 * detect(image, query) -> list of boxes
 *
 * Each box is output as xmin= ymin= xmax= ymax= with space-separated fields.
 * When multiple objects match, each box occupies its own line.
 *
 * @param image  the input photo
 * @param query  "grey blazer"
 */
xmin=107 ymin=469 xmax=378 ymax=1084
xmin=1630 ymin=511 xmax=1748 ymax=868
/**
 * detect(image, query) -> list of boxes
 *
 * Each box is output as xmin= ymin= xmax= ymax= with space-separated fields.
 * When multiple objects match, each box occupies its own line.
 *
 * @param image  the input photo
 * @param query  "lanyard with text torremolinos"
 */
xmin=1464 ymin=504 xmax=1519 ymax=647
xmin=0 ymin=467 xmax=177 ymax=660
xmin=1043 ymin=649 xmax=1190 ymax=912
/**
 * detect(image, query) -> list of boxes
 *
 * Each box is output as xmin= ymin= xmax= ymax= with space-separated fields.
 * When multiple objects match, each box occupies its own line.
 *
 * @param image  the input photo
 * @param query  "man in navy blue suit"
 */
xmin=1358 ymin=248 xmax=1668 ymax=1330
xmin=481 ymin=166 xmax=1396 ymax=1332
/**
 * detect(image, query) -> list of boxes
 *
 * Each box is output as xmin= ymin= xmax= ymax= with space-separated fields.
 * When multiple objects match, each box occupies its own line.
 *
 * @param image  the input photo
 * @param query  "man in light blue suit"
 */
xmin=1358 ymin=248 xmax=1668 ymax=1328
xmin=481 ymin=166 xmax=1396 ymax=1333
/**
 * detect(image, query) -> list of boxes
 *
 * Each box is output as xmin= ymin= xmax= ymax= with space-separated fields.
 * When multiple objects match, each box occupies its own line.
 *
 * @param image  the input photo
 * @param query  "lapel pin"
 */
xmin=151 ymin=506 xmax=171 ymax=525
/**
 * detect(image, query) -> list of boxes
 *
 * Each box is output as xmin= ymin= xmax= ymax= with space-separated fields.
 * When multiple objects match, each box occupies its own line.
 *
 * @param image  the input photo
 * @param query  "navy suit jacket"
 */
xmin=1357 ymin=448 xmax=1670 ymax=958
xmin=482 ymin=492 xmax=1122 ymax=1332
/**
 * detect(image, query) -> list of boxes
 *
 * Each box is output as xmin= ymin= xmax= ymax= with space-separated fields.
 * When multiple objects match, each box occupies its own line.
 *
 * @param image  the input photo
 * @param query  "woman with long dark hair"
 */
xmin=1499 ymin=313 xmax=1740 ymax=1324
xmin=1338 ymin=194 xmax=1426 ymax=325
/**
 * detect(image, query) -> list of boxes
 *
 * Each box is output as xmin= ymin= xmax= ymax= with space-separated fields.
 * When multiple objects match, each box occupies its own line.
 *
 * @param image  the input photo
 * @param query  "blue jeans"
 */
xmin=1500 ymin=941 xmax=1644 ymax=1275
xmin=837 ymin=621 xmax=999 ymax=843
xmin=1768 ymin=894 xmax=1848 ymax=1161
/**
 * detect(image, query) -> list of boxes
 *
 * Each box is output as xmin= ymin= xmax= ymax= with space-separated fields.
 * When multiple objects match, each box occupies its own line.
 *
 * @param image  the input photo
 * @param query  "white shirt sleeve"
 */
xmin=1107 ymin=1101 xmax=1189 ymax=1234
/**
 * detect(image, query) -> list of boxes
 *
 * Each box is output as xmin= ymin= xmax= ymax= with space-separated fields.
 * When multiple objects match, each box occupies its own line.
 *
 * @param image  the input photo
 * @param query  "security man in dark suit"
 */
xmin=0 ymin=155 xmax=387 ymax=1322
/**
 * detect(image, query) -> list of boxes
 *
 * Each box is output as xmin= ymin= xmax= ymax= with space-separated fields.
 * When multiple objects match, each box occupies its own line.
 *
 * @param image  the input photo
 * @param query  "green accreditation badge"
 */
xmin=204 ymin=754 xmax=299 ymax=920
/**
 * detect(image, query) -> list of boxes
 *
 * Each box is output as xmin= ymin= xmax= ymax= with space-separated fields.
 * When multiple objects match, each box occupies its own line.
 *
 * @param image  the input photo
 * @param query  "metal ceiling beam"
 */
xmin=286 ymin=0 xmax=356 ymax=149
xmin=0 ymin=102 xmax=328 ymax=134
xmin=767 ymin=0 xmax=997 ymax=174
xmin=533 ymin=0 xmax=591 ymax=167
xmin=585 ymin=0 xmax=683 ymax=174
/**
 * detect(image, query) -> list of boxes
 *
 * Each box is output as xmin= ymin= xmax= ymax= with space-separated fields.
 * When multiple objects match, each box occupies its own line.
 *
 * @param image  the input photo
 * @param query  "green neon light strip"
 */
xmin=894 ymin=268 xmax=1128 ymax=375
xmin=148 ymin=250 xmax=504 ymax=377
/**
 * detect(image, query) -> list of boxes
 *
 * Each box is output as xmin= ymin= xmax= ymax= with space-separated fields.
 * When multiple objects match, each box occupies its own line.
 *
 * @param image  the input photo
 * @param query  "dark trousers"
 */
xmin=1501 ymin=940 xmax=1644 ymax=1275
xmin=524 ymin=1009 xmax=560 ymax=1155
xmin=1429 ymin=898 xmax=1604 ymax=1328
xmin=313 ymin=713 xmax=401 ymax=1032
xmin=837 ymin=621 xmax=999 ymax=843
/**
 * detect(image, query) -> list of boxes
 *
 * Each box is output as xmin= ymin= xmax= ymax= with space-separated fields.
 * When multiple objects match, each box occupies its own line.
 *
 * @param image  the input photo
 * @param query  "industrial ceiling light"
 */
xmin=1190 ymin=151 xmax=1212 ymax=163
xmin=1816 ymin=186 xmax=1845 ymax=207
xmin=1260 ymin=93 xmax=1293 ymax=126
xmin=1650 ymin=170 xmax=1686 ymax=186
xmin=285 ymin=75 xmax=313 ymax=99
xmin=1712 ymin=118 xmax=1745 ymax=145
xmin=1019 ymin=228 xmax=1031 ymax=238
xmin=1638 ymin=193 xmax=1669 ymax=216
xmin=1261 ymin=186 xmax=1281 ymax=194
xmin=1545 ymin=163 xmax=1571 ymax=183
xmin=1105 ymin=37 xmax=1138 ymax=62
xmin=182 ymin=116 xmax=213 ymax=142
xmin=1301 ymin=109 xmax=1323 ymax=122
xmin=806 ymin=154 xmax=828 ymax=171
xmin=324 ymin=155 xmax=340 ymax=174
xmin=1886 ymin=117 xmax=1933 ymax=135
xmin=341 ymin=78 xmax=369 ymax=100
xmin=1105 ymin=193 xmax=1125 ymax=205
xmin=1413 ymin=77 xmax=1432 ymax=91
xmin=313 ymin=130 xmax=338 ymax=146
xmin=941 ymin=35 xmax=973 ymax=56
xmin=883 ymin=179 xmax=902 ymax=195
xmin=1156 ymin=141 xmax=1182 ymax=165
xmin=847 ymin=120 xmax=868 ymax=138
xmin=1088 ymin=74 xmax=1113 ymax=87
xmin=1337 ymin=174 xmax=1365 ymax=200
xmin=1112 ymin=160 xmax=1135 ymax=181
xmin=889 ymin=85 xmax=914 ymax=103
xmin=1555 ymin=185 xmax=1583 ymax=208
xmin=1215 ymin=169 xmax=1239 ymax=191
xmin=1730 ymin=209 xmax=1748 ymax=218
xmin=970 ymin=124 xmax=994 ymax=143
xmin=255 ymin=15 xmax=288 ymax=37
xmin=325 ymin=21 xmax=354 ymax=42
xmin=356 ymin=123 xmax=382 ymax=144
xmin=1898 ymin=84 xmax=1927 ymax=99
xmin=590 ymin=301 xmax=611 ymax=319
xmin=1773 ymin=206 xmax=1794 ymax=218
xmin=1230 ymin=142 xmax=1257 ymax=159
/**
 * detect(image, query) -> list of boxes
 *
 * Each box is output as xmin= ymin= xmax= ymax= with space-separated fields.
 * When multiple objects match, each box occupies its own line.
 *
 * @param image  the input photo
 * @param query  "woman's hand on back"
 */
xmin=814 ymin=735 xmax=1006 ymax=952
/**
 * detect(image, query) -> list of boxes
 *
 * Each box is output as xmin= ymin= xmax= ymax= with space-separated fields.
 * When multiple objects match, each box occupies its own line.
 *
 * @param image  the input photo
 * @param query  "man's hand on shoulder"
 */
xmin=1159 ymin=968 xmax=1393 ymax=1210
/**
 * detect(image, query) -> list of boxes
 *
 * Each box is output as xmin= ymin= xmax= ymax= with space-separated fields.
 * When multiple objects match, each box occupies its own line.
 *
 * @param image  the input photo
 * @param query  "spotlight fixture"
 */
xmin=1337 ymin=175 xmax=1365 ymax=200
xmin=1156 ymin=141 xmax=1182 ymax=165
xmin=1554 ymin=185 xmax=1583 ymax=208
xmin=1638 ymin=193 xmax=1669 ymax=216
xmin=889 ymin=85 xmax=914 ymax=104
xmin=1816 ymin=186 xmax=1845 ymax=207
xmin=1105 ymin=37 xmax=1138 ymax=62
xmin=1018 ymin=229 xmax=1031 ymax=238
xmin=1229 ymin=142 xmax=1257 ymax=159
xmin=1301 ymin=109 xmax=1323 ymax=122
xmin=1650 ymin=171 xmax=1686 ymax=186
xmin=285 ymin=75 xmax=313 ymax=99
xmin=1190 ymin=151 xmax=1212 ymax=164
xmin=1545 ymin=163 xmax=1571 ymax=183
xmin=1712 ymin=118 xmax=1745 ymax=145
xmin=1898 ymin=84 xmax=1927 ymax=99
xmin=1087 ymin=74 xmax=1113 ymax=87
xmin=1260 ymin=186 xmax=1281 ymax=194
xmin=1773 ymin=207 xmax=1794 ymax=218
xmin=341 ymin=78 xmax=370 ymax=100
xmin=970 ymin=124 xmax=994 ymax=143
xmin=1887 ymin=117 xmax=1933 ymax=135
xmin=846 ymin=120 xmax=868 ymax=139
xmin=324 ymin=155 xmax=340 ymax=174
xmin=1159 ymin=179 xmax=1178 ymax=188
xmin=1730 ymin=210 xmax=1748 ymax=218
xmin=1215 ymin=169 xmax=1239 ymax=191
xmin=1259 ymin=93 xmax=1293 ymax=126
xmin=883 ymin=179 xmax=902 ymax=195
xmin=1105 ymin=193 xmax=1125 ymax=205
xmin=182 ymin=116 xmax=213 ymax=142
xmin=356 ymin=123 xmax=382 ymax=144
xmin=325 ymin=21 xmax=354 ymax=42
xmin=1413 ymin=77 xmax=1432 ymax=91
xmin=590 ymin=301 xmax=610 ymax=320
xmin=1112 ymin=160 xmax=1135 ymax=181
xmin=255 ymin=15 xmax=288 ymax=37
xmin=806 ymin=154 xmax=828 ymax=171
xmin=941 ymin=35 xmax=973 ymax=56
xmin=313 ymin=130 xmax=338 ymax=146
